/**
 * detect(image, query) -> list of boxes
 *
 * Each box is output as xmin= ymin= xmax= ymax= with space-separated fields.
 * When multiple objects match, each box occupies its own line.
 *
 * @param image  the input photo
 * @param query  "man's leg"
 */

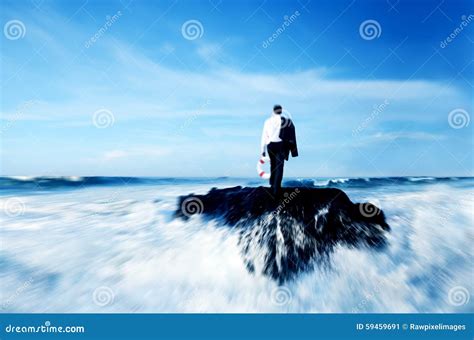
xmin=273 ymin=144 xmax=285 ymax=195
xmin=268 ymin=143 xmax=276 ymax=189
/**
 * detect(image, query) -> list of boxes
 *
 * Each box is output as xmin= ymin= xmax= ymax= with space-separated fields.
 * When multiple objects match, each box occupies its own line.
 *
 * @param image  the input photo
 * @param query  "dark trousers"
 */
xmin=267 ymin=142 xmax=285 ymax=196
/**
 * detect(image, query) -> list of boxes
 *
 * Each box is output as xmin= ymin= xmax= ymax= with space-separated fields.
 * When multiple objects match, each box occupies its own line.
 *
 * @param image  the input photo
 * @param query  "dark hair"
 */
xmin=273 ymin=104 xmax=282 ymax=114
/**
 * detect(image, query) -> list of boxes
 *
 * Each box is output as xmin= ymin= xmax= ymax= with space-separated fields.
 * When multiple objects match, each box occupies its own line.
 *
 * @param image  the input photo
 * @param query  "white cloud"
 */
xmin=2 ymin=7 xmax=471 ymax=176
xmin=352 ymin=131 xmax=447 ymax=147
xmin=103 ymin=150 xmax=128 ymax=161
xmin=371 ymin=131 xmax=446 ymax=141
xmin=196 ymin=43 xmax=222 ymax=63
xmin=160 ymin=43 xmax=176 ymax=54
xmin=102 ymin=147 xmax=170 ymax=162
xmin=1 ymin=16 xmax=465 ymax=128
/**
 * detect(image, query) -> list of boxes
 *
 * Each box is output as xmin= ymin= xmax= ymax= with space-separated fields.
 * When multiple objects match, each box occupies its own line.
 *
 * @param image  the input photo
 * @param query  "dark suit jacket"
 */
xmin=279 ymin=117 xmax=298 ymax=161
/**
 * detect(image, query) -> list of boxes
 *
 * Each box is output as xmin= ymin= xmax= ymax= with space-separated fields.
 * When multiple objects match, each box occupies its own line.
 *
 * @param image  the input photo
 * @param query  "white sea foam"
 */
xmin=0 ymin=180 xmax=472 ymax=312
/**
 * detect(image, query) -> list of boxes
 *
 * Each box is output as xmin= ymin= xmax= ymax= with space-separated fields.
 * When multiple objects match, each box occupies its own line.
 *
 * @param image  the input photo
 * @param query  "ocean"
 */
xmin=1 ymin=176 xmax=473 ymax=313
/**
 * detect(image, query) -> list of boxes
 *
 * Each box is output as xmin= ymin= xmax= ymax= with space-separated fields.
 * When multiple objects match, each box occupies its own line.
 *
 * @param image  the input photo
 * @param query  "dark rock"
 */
xmin=175 ymin=186 xmax=389 ymax=282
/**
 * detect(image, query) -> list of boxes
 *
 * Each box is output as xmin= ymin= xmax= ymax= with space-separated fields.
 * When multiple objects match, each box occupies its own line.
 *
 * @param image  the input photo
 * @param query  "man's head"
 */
xmin=273 ymin=104 xmax=282 ymax=114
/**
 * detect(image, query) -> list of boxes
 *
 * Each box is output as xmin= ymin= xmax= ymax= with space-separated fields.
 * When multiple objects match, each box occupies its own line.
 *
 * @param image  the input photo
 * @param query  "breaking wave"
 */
xmin=1 ymin=176 xmax=471 ymax=192
xmin=0 ymin=176 xmax=472 ymax=312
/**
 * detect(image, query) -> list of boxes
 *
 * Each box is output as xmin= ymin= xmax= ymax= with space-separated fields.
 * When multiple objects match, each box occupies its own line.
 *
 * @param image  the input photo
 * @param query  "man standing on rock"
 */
xmin=261 ymin=104 xmax=298 ymax=196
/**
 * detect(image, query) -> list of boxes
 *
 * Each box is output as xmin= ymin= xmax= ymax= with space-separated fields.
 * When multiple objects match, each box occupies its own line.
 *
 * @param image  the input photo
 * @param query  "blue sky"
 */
xmin=1 ymin=0 xmax=473 ymax=177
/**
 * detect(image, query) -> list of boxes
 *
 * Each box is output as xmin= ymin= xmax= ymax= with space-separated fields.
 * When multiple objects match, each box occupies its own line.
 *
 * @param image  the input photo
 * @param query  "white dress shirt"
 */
xmin=261 ymin=113 xmax=282 ymax=154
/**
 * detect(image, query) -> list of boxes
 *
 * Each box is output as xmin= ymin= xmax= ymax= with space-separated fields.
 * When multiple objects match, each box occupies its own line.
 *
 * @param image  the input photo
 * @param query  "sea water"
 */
xmin=1 ymin=176 xmax=472 ymax=313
